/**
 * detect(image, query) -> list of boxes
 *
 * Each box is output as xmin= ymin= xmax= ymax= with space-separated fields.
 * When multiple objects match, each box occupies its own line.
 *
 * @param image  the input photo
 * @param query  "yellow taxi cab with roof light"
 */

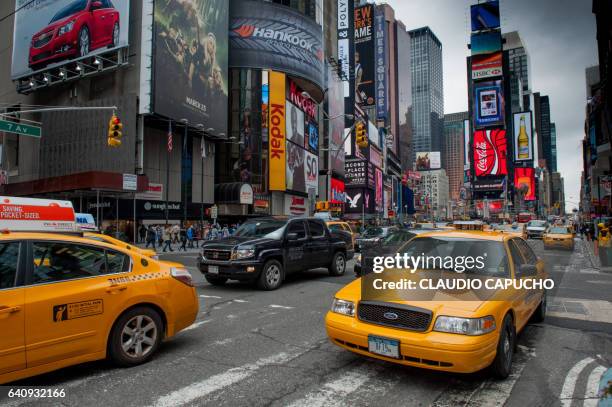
xmin=0 ymin=196 xmax=198 ymax=384
xmin=325 ymin=221 xmax=547 ymax=378
xmin=542 ymin=226 xmax=574 ymax=250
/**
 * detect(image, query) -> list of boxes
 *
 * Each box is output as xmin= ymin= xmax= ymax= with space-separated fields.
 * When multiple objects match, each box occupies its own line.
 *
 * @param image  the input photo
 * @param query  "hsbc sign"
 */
xmin=229 ymin=0 xmax=324 ymax=88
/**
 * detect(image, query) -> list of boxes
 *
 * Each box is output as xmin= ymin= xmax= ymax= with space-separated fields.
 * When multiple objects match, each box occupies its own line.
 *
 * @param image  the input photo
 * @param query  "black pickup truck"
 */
xmin=197 ymin=216 xmax=350 ymax=290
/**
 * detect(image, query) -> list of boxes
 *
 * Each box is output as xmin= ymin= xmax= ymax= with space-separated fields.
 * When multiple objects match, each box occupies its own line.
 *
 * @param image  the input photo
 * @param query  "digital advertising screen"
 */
xmin=513 ymin=111 xmax=534 ymax=161
xmin=470 ymin=31 xmax=502 ymax=56
xmin=354 ymin=4 xmax=375 ymax=107
xmin=470 ymin=1 xmax=500 ymax=31
xmin=473 ymin=129 xmax=508 ymax=177
xmin=514 ymin=167 xmax=536 ymax=200
xmin=473 ymin=80 xmax=505 ymax=128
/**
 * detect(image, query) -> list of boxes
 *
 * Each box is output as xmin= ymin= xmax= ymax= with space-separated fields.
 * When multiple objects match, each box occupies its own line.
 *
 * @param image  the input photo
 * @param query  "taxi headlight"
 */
xmin=331 ymin=298 xmax=355 ymax=316
xmin=232 ymin=247 xmax=255 ymax=260
xmin=433 ymin=315 xmax=496 ymax=336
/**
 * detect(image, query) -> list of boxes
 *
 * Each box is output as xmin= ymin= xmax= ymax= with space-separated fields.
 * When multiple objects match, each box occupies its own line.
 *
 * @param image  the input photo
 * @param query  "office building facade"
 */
xmin=443 ymin=112 xmax=468 ymax=202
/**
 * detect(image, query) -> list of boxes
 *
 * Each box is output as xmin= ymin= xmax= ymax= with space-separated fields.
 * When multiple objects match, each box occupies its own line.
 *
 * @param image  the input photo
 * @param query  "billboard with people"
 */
xmin=153 ymin=0 xmax=228 ymax=136
xmin=11 ymin=0 xmax=130 ymax=79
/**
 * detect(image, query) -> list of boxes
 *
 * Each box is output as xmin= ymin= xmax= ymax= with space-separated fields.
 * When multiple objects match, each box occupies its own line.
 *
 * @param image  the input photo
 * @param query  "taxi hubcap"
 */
xmin=122 ymin=315 xmax=157 ymax=358
xmin=266 ymin=265 xmax=280 ymax=286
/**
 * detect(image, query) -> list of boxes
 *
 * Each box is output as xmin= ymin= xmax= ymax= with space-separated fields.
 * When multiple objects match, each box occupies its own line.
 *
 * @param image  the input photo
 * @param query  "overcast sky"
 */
xmin=384 ymin=0 xmax=598 ymax=212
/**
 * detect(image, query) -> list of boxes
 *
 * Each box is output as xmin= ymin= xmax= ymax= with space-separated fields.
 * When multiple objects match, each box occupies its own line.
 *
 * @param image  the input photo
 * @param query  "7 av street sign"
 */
xmin=0 ymin=119 xmax=41 ymax=138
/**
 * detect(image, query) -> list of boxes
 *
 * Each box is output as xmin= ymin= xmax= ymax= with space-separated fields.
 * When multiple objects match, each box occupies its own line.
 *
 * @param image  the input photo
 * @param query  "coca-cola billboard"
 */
xmin=473 ymin=129 xmax=507 ymax=177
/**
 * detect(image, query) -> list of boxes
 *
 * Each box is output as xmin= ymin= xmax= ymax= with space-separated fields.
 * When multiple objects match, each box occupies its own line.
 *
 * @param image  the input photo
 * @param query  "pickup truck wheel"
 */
xmin=329 ymin=252 xmax=346 ymax=276
xmin=490 ymin=314 xmax=515 ymax=379
xmin=257 ymin=260 xmax=283 ymax=290
xmin=205 ymin=275 xmax=228 ymax=286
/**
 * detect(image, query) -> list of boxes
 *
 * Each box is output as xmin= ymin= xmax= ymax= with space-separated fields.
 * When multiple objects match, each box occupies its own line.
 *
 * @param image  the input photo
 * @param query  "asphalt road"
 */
xmin=4 ymin=239 xmax=611 ymax=407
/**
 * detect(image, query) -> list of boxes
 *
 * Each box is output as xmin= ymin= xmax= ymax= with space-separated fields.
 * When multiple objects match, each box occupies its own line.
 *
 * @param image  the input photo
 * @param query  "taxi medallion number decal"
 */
xmin=368 ymin=335 xmax=400 ymax=359
xmin=53 ymin=299 xmax=104 ymax=322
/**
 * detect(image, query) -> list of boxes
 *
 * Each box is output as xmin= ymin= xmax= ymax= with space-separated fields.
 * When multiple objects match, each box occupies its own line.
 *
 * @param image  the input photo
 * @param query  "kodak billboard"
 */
xmin=269 ymin=71 xmax=286 ymax=190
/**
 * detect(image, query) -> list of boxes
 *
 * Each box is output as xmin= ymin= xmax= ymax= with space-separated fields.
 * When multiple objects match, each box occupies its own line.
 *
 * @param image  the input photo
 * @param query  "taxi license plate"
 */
xmin=368 ymin=336 xmax=400 ymax=359
xmin=208 ymin=265 xmax=219 ymax=274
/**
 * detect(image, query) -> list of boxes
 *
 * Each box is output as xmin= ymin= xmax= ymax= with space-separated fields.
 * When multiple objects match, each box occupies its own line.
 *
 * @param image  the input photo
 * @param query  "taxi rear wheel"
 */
xmin=109 ymin=307 xmax=163 ymax=366
xmin=532 ymin=290 xmax=547 ymax=322
xmin=490 ymin=314 xmax=515 ymax=379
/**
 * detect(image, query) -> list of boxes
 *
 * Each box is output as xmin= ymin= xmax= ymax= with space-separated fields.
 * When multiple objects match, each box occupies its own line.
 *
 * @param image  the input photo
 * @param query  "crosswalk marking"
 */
xmin=152 ymin=351 xmax=304 ymax=407
xmin=286 ymin=363 xmax=374 ymax=407
xmin=584 ymin=365 xmax=607 ymax=407
xmin=560 ymin=357 xmax=594 ymax=407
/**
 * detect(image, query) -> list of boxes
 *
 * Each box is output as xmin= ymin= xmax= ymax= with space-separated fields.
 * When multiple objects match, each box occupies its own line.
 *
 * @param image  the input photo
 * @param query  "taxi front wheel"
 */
xmin=109 ymin=307 xmax=163 ymax=366
xmin=490 ymin=314 xmax=515 ymax=379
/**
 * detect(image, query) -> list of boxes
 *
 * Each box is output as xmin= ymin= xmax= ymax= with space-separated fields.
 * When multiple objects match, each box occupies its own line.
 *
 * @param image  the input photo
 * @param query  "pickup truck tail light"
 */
xmin=171 ymin=267 xmax=194 ymax=287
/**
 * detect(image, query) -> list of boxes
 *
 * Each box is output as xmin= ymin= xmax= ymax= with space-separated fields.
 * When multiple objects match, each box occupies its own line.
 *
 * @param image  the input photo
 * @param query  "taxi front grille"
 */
xmin=357 ymin=301 xmax=432 ymax=332
xmin=203 ymin=249 xmax=231 ymax=261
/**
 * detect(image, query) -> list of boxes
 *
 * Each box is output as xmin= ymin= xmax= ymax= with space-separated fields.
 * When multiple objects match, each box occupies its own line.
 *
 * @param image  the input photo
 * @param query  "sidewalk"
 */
xmin=134 ymin=242 xmax=202 ymax=254
xmin=579 ymin=237 xmax=612 ymax=273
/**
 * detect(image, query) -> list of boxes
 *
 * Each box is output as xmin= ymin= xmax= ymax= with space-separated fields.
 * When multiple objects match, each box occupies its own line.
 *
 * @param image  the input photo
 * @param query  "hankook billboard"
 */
xmin=11 ymin=0 xmax=130 ymax=79
xmin=154 ymin=0 xmax=228 ymax=136
xmin=229 ymin=0 xmax=324 ymax=89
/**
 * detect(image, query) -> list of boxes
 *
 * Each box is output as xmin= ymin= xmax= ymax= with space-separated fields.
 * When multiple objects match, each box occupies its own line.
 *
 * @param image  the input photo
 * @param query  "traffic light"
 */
xmin=355 ymin=121 xmax=368 ymax=149
xmin=107 ymin=114 xmax=123 ymax=147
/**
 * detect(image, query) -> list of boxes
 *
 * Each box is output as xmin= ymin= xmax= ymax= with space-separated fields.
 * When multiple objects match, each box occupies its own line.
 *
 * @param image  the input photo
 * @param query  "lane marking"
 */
xmin=200 ymin=295 xmax=222 ymax=299
xmin=584 ymin=365 xmax=606 ymax=407
xmin=233 ymin=299 xmax=248 ymax=303
xmin=269 ymin=304 xmax=294 ymax=310
xmin=182 ymin=320 xmax=212 ymax=332
xmin=560 ymin=357 xmax=594 ymax=407
xmin=152 ymin=351 xmax=303 ymax=407
xmin=286 ymin=364 xmax=372 ymax=407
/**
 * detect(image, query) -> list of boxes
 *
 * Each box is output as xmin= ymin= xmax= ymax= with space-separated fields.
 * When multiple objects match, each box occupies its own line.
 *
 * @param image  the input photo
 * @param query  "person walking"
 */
xmin=156 ymin=226 xmax=163 ymax=248
xmin=162 ymin=226 xmax=173 ymax=252
xmin=187 ymin=225 xmax=194 ymax=248
xmin=210 ymin=224 xmax=219 ymax=240
xmin=171 ymin=224 xmax=180 ymax=244
xmin=139 ymin=224 xmax=147 ymax=243
xmin=221 ymin=224 xmax=230 ymax=238
xmin=145 ymin=226 xmax=156 ymax=249
xmin=598 ymin=222 xmax=610 ymax=266
xmin=179 ymin=228 xmax=188 ymax=251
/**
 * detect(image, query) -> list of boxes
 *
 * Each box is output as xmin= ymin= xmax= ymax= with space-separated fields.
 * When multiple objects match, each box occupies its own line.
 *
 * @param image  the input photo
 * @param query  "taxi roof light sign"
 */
xmin=453 ymin=220 xmax=485 ymax=231
xmin=0 ymin=196 xmax=77 ymax=232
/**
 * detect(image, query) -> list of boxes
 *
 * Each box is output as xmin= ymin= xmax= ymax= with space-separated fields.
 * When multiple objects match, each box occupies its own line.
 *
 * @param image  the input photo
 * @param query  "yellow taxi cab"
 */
xmin=543 ymin=226 xmax=575 ymax=250
xmin=492 ymin=223 xmax=527 ymax=239
xmin=83 ymin=232 xmax=160 ymax=259
xmin=0 ymin=196 xmax=199 ymax=384
xmin=325 ymin=221 xmax=547 ymax=378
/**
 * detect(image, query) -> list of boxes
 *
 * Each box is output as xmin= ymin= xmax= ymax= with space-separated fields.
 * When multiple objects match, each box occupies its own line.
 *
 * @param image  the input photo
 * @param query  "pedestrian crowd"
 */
xmin=139 ymin=222 xmax=239 ymax=252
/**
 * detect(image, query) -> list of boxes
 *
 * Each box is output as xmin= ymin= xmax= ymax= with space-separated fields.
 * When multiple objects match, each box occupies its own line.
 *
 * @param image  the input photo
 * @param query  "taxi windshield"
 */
xmin=381 ymin=230 xmax=416 ymax=245
xmin=234 ymin=220 xmax=286 ymax=239
xmin=398 ymin=237 xmax=509 ymax=277
xmin=548 ymin=227 xmax=569 ymax=234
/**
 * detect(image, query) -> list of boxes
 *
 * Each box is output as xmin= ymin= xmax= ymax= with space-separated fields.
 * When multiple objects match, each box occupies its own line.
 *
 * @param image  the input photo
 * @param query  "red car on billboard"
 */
xmin=473 ymin=129 xmax=507 ymax=176
xmin=29 ymin=0 xmax=120 ymax=69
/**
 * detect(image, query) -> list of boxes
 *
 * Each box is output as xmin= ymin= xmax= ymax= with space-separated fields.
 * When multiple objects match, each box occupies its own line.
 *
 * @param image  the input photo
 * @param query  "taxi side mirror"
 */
xmin=518 ymin=264 xmax=538 ymax=278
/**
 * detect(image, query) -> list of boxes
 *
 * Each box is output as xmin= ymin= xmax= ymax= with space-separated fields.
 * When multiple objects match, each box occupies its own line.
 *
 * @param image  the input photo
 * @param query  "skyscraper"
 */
xmin=550 ymin=122 xmax=557 ymax=173
xmin=534 ymin=93 xmax=553 ymax=172
xmin=409 ymin=27 xmax=444 ymax=162
xmin=503 ymin=31 xmax=531 ymax=111
xmin=443 ymin=111 xmax=468 ymax=202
